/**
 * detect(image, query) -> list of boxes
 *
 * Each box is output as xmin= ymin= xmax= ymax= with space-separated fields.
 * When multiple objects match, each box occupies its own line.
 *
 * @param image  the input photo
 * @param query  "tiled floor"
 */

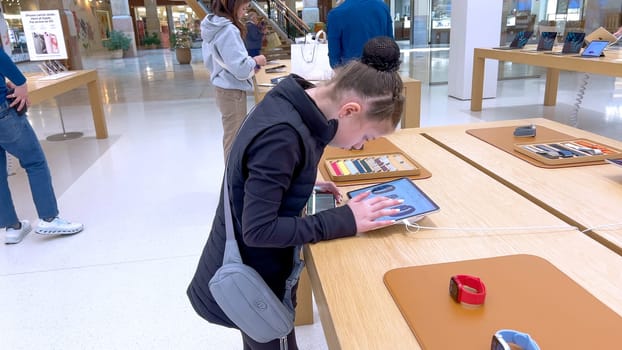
xmin=2 ymin=47 xmax=621 ymax=350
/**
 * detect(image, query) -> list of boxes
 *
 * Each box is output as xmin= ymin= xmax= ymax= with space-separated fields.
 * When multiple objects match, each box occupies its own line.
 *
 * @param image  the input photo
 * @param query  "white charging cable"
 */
xmin=581 ymin=222 xmax=622 ymax=234
xmin=402 ymin=220 xmax=578 ymax=234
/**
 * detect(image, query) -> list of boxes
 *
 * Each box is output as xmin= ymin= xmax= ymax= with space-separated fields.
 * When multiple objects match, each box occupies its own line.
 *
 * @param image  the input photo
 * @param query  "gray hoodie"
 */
xmin=201 ymin=14 xmax=256 ymax=91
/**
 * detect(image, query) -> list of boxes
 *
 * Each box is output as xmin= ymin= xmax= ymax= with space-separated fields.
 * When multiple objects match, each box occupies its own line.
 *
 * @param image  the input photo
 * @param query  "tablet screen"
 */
xmin=581 ymin=40 xmax=608 ymax=57
xmin=346 ymin=178 xmax=440 ymax=223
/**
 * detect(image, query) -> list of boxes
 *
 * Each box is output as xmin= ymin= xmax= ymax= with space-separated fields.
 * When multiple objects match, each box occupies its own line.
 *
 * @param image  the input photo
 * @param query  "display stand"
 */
xmin=383 ymin=254 xmax=622 ymax=349
xmin=466 ymin=125 xmax=609 ymax=168
xmin=46 ymin=96 xmax=83 ymax=141
xmin=34 ymin=61 xmax=83 ymax=142
xmin=319 ymin=137 xmax=432 ymax=186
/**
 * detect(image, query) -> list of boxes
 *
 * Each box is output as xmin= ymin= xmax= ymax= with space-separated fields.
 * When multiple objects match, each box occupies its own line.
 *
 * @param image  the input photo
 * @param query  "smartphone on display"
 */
xmin=306 ymin=191 xmax=336 ymax=215
xmin=265 ymin=64 xmax=287 ymax=73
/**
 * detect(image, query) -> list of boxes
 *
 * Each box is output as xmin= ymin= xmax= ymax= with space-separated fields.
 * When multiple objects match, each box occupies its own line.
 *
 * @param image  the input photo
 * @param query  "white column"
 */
xmin=111 ymin=0 xmax=137 ymax=57
xmin=447 ymin=0 xmax=503 ymax=100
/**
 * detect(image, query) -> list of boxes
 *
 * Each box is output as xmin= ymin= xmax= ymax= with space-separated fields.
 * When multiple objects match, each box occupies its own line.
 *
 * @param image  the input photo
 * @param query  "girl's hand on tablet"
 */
xmin=347 ymin=191 xmax=402 ymax=233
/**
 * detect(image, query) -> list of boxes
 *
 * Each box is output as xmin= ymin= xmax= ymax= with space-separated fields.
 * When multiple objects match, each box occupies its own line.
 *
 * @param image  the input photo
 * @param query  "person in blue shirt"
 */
xmin=0 ymin=50 xmax=83 ymax=244
xmin=326 ymin=0 xmax=394 ymax=68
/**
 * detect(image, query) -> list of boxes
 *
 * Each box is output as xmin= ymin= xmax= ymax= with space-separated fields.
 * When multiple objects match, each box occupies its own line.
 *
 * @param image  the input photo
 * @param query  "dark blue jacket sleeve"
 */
xmin=240 ymin=124 xmax=357 ymax=248
xmin=0 ymin=50 xmax=27 ymax=86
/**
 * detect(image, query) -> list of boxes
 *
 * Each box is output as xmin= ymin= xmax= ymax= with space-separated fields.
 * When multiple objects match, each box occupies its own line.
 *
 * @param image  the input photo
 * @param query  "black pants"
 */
xmin=241 ymin=329 xmax=298 ymax=350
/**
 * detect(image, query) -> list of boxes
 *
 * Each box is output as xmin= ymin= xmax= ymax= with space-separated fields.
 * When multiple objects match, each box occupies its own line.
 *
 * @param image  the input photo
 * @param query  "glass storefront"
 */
xmin=1 ymin=0 xmax=29 ymax=61
xmin=132 ymin=5 xmax=200 ymax=49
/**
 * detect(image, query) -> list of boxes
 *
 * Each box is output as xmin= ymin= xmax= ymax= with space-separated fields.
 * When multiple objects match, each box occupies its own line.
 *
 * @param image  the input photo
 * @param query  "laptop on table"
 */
xmin=523 ymin=31 xmax=558 ymax=52
xmin=546 ymin=32 xmax=586 ymax=55
xmin=494 ymin=31 xmax=533 ymax=50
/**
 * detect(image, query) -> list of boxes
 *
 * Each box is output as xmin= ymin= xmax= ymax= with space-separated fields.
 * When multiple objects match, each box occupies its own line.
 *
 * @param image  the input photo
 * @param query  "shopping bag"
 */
xmin=265 ymin=32 xmax=282 ymax=50
xmin=290 ymin=30 xmax=333 ymax=81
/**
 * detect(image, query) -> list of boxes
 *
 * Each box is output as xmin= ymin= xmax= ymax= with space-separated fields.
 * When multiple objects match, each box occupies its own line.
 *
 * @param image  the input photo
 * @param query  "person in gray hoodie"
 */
xmin=201 ymin=0 xmax=267 ymax=159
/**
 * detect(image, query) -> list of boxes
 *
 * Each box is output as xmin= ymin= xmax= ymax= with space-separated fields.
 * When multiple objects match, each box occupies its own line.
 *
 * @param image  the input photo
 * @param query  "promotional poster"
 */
xmin=20 ymin=10 xmax=68 ymax=60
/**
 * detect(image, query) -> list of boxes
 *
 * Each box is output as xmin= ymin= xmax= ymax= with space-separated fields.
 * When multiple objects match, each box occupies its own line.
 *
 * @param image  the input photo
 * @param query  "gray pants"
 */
xmin=215 ymin=86 xmax=248 ymax=161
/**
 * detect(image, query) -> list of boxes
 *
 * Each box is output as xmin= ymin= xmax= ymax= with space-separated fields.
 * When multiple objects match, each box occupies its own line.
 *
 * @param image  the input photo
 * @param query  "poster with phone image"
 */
xmin=20 ymin=10 xmax=67 ymax=60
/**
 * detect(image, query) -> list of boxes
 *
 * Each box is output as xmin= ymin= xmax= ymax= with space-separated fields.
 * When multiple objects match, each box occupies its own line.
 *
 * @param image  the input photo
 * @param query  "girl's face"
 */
xmin=237 ymin=2 xmax=250 ymax=20
xmin=330 ymin=113 xmax=394 ymax=150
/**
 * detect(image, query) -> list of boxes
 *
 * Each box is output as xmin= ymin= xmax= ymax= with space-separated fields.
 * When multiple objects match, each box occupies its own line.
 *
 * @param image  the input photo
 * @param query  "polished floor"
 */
xmin=2 ymin=48 xmax=622 ymax=350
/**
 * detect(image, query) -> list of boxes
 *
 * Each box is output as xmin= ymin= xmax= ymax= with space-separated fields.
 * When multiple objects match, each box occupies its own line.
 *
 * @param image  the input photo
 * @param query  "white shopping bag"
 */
xmin=291 ymin=30 xmax=333 ymax=81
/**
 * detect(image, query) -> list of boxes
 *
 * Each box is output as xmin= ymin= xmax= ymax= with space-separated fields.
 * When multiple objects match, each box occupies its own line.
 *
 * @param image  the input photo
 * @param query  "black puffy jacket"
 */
xmin=187 ymin=75 xmax=357 ymax=328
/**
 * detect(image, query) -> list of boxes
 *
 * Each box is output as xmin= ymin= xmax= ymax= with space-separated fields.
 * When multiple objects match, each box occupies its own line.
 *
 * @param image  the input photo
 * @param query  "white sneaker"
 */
xmin=35 ymin=217 xmax=83 ymax=235
xmin=6 ymin=220 xmax=32 ymax=244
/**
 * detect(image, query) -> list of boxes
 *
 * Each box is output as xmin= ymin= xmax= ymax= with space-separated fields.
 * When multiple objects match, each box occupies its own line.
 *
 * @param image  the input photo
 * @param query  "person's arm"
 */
xmin=326 ymin=12 xmax=342 ymax=68
xmin=1 ymin=51 xmax=29 ymax=111
xmin=0 ymin=51 xmax=27 ymax=87
xmin=216 ymin=27 xmax=258 ymax=80
xmin=240 ymin=124 xmax=356 ymax=248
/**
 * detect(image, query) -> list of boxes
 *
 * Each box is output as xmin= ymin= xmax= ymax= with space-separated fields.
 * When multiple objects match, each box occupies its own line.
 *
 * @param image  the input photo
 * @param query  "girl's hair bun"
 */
xmin=361 ymin=36 xmax=401 ymax=72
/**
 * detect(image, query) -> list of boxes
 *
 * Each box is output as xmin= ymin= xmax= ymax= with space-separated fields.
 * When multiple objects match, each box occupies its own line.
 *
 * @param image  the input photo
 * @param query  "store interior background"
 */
xmin=2 ymin=1 xmax=622 ymax=349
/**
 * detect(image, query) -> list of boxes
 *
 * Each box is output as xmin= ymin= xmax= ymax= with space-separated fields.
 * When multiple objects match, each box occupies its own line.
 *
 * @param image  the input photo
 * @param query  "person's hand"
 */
xmin=7 ymin=82 xmax=30 ymax=113
xmin=347 ymin=191 xmax=403 ymax=233
xmin=253 ymin=54 xmax=267 ymax=67
xmin=314 ymin=180 xmax=342 ymax=202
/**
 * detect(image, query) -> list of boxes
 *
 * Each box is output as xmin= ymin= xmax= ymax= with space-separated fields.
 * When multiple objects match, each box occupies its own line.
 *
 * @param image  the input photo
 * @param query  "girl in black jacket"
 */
xmin=188 ymin=36 xmax=405 ymax=350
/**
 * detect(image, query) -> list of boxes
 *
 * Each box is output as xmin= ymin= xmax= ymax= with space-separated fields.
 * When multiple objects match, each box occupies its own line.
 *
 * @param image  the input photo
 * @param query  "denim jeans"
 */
xmin=0 ymin=100 xmax=58 ymax=228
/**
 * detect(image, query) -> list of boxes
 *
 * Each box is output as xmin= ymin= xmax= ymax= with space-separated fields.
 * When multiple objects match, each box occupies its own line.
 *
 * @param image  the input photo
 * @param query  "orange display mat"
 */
xmin=384 ymin=255 xmax=622 ymax=349
xmin=319 ymin=138 xmax=432 ymax=186
xmin=466 ymin=125 xmax=607 ymax=168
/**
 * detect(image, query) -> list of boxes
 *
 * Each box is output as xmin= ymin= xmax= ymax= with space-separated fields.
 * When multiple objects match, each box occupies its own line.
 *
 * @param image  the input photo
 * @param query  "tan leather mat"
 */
xmin=467 ymin=125 xmax=606 ymax=168
xmin=319 ymin=137 xmax=431 ymax=186
xmin=384 ymin=254 xmax=622 ymax=349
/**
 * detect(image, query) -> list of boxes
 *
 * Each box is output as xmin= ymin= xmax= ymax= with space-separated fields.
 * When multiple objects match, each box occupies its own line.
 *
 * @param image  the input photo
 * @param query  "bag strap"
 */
xmin=222 ymin=172 xmax=304 ymax=310
xmin=221 ymin=117 xmax=305 ymax=309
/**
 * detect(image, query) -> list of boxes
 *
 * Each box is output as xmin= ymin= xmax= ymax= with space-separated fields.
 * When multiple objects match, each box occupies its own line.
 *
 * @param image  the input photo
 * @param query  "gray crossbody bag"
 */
xmin=208 ymin=172 xmax=304 ymax=348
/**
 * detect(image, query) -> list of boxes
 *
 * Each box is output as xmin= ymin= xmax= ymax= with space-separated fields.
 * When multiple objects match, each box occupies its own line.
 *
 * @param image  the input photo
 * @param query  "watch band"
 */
xmin=492 ymin=329 xmax=541 ymax=350
xmin=450 ymin=274 xmax=486 ymax=305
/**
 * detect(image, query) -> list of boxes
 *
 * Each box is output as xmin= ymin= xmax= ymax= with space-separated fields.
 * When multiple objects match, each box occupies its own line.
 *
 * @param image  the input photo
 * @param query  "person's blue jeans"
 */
xmin=0 ymin=100 xmax=58 ymax=228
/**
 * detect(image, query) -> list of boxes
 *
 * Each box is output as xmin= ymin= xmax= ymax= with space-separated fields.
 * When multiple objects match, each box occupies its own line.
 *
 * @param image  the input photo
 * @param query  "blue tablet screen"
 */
xmin=347 ymin=178 xmax=440 ymax=222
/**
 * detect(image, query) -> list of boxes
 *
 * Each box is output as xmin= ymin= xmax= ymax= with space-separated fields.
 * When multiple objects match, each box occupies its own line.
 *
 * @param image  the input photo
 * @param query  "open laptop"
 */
xmin=494 ymin=31 xmax=533 ymax=50
xmin=523 ymin=31 xmax=558 ymax=52
xmin=546 ymin=32 xmax=586 ymax=55
xmin=585 ymin=26 xmax=619 ymax=46
xmin=575 ymin=40 xmax=609 ymax=57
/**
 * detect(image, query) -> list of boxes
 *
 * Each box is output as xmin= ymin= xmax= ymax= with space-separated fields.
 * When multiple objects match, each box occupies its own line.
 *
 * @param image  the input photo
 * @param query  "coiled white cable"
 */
xmin=570 ymin=73 xmax=590 ymax=127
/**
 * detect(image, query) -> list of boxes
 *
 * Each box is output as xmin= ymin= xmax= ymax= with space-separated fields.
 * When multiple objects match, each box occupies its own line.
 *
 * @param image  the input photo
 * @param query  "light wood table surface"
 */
xmin=470 ymin=46 xmax=622 ymax=111
xmin=420 ymin=118 xmax=622 ymax=254
xmin=254 ymin=60 xmax=422 ymax=128
xmin=305 ymin=131 xmax=622 ymax=349
xmin=26 ymin=70 xmax=108 ymax=139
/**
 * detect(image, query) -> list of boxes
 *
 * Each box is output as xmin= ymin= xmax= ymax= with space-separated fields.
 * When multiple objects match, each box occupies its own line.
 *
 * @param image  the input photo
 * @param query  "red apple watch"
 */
xmin=449 ymin=274 xmax=487 ymax=305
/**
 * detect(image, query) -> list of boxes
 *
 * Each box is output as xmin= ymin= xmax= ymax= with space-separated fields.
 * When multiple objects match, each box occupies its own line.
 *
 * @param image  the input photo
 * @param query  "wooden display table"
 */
xmin=470 ymin=47 xmax=622 ymax=111
xmin=254 ymin=60 xmax=422 ymax=128
xmin=26 ymin=70 xmax=108 ymax=139
xmin=421 ymin=118 xmax=622 ymax=255
xmin=304 ymin=131 xmax=622 ymax=349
